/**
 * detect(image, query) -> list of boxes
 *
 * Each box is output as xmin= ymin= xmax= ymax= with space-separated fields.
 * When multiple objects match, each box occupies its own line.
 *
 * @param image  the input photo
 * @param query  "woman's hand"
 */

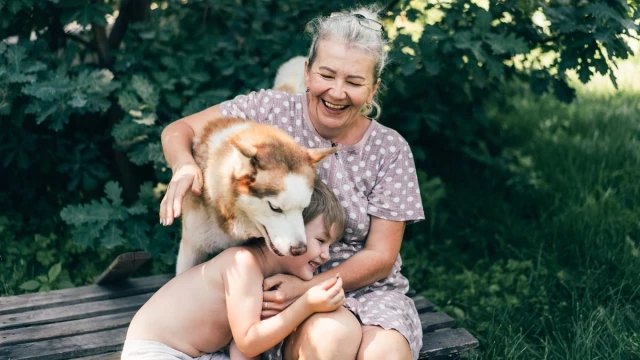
xmin=159 ymin=162 xmax=204 ymax=226
xmin=261 ymin=274 xmax=310 ymax=319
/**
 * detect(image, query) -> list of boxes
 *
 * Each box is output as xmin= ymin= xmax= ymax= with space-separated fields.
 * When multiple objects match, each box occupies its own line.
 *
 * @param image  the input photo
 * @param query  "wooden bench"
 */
xmin=0 ymin=252 xmax=478 ymax=360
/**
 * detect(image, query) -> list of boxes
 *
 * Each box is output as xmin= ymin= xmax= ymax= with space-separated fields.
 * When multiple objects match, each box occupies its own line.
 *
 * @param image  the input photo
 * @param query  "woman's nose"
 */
xmin=328 ymin=81 xmax=346 ymax=99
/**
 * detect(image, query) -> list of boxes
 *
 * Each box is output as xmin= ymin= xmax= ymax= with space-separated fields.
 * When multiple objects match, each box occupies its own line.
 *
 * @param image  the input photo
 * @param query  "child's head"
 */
xmin=302 ymin=179 xmax=347 ymax=240
xmin=280 ymin=179 xmax=346 ymax=280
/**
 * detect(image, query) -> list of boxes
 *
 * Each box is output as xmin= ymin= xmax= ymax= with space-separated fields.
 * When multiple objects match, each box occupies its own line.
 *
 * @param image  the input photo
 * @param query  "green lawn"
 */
xmin=402 ymin=56 xmax=640 ymax=359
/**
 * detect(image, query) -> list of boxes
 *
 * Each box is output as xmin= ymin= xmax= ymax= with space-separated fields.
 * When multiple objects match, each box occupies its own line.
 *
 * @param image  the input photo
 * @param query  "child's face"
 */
xmin=281 ymin=214 xmax=339 ymax=281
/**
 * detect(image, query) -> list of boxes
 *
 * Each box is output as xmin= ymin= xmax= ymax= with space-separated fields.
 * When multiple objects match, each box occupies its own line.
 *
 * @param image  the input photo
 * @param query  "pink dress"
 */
xmin=220 ymin=90 xmax=426 ymax=360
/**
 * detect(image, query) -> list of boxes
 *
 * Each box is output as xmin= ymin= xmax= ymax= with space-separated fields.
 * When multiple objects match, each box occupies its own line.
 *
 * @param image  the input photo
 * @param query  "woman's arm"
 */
xmin=318 ymin=217 xmax=406 ymax=291
xmin=159 ymin=105 xmax=222 ymax=225
xmin=262 ymin=217 xmax=405 ymax=315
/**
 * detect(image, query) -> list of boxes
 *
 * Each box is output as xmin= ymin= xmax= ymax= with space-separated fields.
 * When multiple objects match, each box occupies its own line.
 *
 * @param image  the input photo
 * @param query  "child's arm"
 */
xmin=229 ymin=340 xmax=259 ymax=360
xmin=224 ymin=253 xmax=344 ymax=358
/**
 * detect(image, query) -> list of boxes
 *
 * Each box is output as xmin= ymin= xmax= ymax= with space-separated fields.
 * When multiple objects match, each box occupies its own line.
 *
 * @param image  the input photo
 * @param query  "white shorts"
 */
xmin=121 ymin=340 xmax=230 ymax=360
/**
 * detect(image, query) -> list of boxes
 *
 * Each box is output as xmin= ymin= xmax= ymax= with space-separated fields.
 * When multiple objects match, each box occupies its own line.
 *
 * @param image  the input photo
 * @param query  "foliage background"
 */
xmin=1 ymin=0 xmax=639 ymax=358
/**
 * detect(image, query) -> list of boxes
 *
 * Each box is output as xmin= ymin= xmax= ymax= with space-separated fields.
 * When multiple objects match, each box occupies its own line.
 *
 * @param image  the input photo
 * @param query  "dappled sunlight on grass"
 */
xmin=412 ymin=48 xmax=640 ymax=359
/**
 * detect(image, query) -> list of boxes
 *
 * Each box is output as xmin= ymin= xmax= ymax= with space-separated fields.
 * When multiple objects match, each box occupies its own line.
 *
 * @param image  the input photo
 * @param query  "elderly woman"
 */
xmin=159 ymin=6 xmax=425 ymax=360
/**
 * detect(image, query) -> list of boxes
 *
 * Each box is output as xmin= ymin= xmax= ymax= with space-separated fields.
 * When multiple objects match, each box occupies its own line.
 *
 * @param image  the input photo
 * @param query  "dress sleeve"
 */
xmin=367 ymin=134 xmax=425 ymax=224
xmin=219 ymin=89 xmax=290 ymax=126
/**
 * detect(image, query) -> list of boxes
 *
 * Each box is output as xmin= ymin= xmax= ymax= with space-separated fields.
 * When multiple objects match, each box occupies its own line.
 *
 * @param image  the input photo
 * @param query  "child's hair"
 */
xmin=302 ymin=179 xmax=346 ymax=241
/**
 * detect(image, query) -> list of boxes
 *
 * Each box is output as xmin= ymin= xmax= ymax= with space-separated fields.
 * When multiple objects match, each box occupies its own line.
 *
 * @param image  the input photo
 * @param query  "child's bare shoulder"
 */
xmin=216 ymin=246 xmax=262 ymax=272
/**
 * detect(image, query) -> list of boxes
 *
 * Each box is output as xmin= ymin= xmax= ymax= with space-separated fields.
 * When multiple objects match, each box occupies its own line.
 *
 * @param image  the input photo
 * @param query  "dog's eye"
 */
xmin=268 ymin=201 xmax=282 ymax=213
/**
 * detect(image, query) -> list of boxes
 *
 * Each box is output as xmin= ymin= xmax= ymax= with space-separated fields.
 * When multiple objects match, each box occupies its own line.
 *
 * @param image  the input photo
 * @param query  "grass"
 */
xmin=402 ymin=56 xmax=640 ymax=359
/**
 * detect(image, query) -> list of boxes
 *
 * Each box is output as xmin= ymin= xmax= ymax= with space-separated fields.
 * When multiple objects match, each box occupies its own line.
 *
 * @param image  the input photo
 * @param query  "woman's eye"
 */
xmin=349 ymin=82 xmax=363 ymax=86
xmin=268 ymin=202 xmax=282 ymax=213
xmin=320 ymin=74 xmax=334 ymax=79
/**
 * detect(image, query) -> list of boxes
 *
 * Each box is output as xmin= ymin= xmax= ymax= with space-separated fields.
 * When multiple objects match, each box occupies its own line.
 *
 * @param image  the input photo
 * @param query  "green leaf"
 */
xmin=552 ymin=78 xmax=576 ymax=103
xmin=485 ymin=33 xmax=528 ymax=56
xmin=577 ymin=64 xmax=592 ymax=84
xmin=592 ymin=57 xmax=608 ymax=76
xmin=19 ymin=280 xmax=41 ymax=291
xmin=48 ymin=263 xmax=62 ymax=282
xmin=100 ymin=222 xmax=127 ymax=248
xmin=131 ymin=75 xmax=159 ymax=111
xmin=60 ymin=199 xmax=123 ymax=226
xmin=57 ymin=280 xmax=75 ymax=289
xmin=68 ymin=92 xmax=87 ymax=108
xmin=70 ymin=224 xmax=102 ymax=248
xmin=530 ymin=70 xmax=550 ymax=95
xmin=128 ymin=220 xmax=151 ymax=250
xmin=4 ymin=44 xmax=44 ymax=83
xmin=473 ymin=8 xmax=492 ymax=32
xmin=129 ymin=142 xmax=165 ymax=165
xmin=105 ymin=181 xmax=123 ymax=207
xmin=127 ymin=202 xmax=148 ymax=216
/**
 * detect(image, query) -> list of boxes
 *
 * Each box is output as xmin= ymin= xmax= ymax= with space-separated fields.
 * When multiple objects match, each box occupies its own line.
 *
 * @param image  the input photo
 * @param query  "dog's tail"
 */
xmin=273 ymin=56 xmax=307 ymax=93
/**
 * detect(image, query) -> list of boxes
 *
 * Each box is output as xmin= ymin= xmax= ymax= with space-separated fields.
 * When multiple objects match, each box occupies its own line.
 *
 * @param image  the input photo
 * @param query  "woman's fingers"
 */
xmin=262 ymin=276 xmax=284 ymax=292
xmin=159 ymin=163 xmax=204 ymax=226
xmin=171 ymin=177 xmax=192 ymax=220
xmin=160 ymin=177 xmax=196 ymax=226
xmin=192 ymin=170 xmax=204 ymax=195
xmin=260 ymin=309 xmax=280 ymax=319
xmin=263 ymin=300 xmax=288 ymax=311
xmin=262 ymin=290 xmax=279 ymax=303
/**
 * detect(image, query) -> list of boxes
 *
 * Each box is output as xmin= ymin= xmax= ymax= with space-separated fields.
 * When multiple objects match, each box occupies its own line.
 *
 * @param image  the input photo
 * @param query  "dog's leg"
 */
xmin=175 ymin=240 xmax=208 ymax=275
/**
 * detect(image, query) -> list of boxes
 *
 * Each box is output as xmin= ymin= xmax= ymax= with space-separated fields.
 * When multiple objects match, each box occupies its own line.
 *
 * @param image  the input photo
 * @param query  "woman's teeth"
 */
xmin=323 ymin=100 xmax=347 ymax=110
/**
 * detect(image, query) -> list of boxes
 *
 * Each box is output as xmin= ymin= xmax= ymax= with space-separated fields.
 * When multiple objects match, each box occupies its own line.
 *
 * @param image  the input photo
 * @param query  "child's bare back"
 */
xmin=126 ymin=247 xmax=256 ymax=356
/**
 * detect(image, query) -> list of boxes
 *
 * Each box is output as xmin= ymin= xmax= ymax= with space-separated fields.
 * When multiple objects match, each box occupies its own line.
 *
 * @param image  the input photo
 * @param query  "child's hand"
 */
xmin=303 ymin=275 xmax=345 ymax=313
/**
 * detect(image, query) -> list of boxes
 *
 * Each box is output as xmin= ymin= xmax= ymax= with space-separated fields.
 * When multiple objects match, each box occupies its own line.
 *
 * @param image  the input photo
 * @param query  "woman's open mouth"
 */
xmin=322 ymin=99 xmax=348 ymax=111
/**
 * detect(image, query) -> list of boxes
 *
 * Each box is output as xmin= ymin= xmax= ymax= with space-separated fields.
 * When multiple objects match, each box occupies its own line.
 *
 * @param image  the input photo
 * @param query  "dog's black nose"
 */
xmin=290 ymin=244 xmax=307 ymax=256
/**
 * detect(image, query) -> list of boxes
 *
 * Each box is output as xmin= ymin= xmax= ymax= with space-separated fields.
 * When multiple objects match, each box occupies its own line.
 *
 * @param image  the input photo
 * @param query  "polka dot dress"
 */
xmin=220 ymin=90 xmax=426 ymax=360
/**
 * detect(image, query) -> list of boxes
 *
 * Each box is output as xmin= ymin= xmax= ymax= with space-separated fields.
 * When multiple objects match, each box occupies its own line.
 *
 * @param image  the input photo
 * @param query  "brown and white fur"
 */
xmin=176 ymin=117 xmax=336 ymax=274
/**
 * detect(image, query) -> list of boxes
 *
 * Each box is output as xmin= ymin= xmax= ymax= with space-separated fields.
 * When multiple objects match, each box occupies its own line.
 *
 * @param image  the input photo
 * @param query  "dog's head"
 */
xmin=230 ymin=127 xmax=336 ymax=256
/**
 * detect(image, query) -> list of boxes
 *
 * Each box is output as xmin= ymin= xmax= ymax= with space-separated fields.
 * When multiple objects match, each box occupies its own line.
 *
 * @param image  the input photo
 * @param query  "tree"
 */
xmin=0 ymin=0 xmax=637 ymax=291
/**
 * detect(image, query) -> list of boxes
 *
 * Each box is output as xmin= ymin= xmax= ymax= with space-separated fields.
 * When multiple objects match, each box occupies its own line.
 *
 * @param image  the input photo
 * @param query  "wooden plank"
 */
xmin=419 ymin=328 xmax=479 ymax=359
xmin=73 ymin=353 xmax=121 ymax=360
xmin=0 ymin=274 xmax=171 ymax=315
xmin=0 ymin=293 xmax=151 ymax=331
xmin=0 ymin=328 xmax=126 ymax=360
xmin=0 ymin=311 xmax=136 ymax=346
xmin=413 ymin=295 xmax=434 ymax=313
xmin=94 ymin=252 xmax=152 ymax=285
xmin=420 ymin=312 xmax=455 ymax=333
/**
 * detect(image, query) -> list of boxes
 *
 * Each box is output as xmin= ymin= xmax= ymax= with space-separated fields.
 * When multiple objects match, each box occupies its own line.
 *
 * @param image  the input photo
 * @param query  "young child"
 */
xmin=122 ymin=179 xmax=347 ymax=360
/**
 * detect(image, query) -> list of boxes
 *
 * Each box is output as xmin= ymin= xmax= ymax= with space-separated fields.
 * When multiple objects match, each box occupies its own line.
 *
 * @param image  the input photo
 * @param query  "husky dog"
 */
xmin=177 ymin=117 xmax=336 ymax=274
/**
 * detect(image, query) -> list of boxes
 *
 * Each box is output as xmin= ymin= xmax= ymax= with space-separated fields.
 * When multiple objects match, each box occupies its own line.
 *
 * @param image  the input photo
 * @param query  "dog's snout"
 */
xmin=290 ymin=244 xmax=307 ymax=256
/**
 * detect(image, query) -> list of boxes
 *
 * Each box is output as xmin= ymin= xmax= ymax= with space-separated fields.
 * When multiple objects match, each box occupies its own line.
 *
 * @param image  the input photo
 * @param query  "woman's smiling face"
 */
xmin=304 ymin=39 xmax=379 ymax=140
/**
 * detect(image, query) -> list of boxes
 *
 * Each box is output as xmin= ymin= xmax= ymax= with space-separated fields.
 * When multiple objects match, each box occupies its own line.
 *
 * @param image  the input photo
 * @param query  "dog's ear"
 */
xmin=231 ymin=138 xmax=258 ymax=159
xmin=307 ymin=147 xmax=338 ymax=166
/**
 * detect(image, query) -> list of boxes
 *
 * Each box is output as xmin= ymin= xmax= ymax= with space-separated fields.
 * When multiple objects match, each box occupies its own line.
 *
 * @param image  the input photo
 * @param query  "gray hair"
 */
xmin=306 ymin=5 xmax=388 ymax=120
